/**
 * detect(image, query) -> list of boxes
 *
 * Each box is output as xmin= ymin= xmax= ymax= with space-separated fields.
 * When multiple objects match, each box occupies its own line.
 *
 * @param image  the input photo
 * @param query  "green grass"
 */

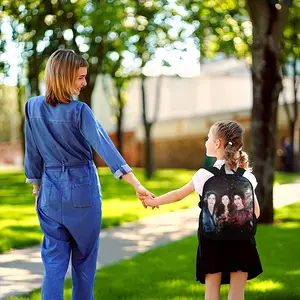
xmin=0 ymin=167 xmax=197 ymax=253
xmin=274 ymin=171 xmax=300 ymax=185
xmin=7 ymin=202 xmax=300 ymax=300
xmin=1 ymin=168 xmax=299 ymax=253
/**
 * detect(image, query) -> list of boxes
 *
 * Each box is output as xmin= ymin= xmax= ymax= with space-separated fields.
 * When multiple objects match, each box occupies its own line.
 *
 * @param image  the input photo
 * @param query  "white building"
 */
xmin=91 ymin=58 xmax=297 ymax=140
xmin=90 ymin=58 xmax=299 ymax=169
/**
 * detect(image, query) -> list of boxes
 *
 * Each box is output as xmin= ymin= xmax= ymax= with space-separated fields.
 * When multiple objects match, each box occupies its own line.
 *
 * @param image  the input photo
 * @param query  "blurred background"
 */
xmin=0 ymin=0 xmax=299 ymax=223
xmin=0 ymin=2 xmax=300 ymax=299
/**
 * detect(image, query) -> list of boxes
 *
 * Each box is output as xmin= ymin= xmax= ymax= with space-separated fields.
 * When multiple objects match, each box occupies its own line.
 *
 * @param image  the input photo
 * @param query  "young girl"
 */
xmin=145 ymin=120 xmax=262 ymax=300
xmin=24 ymin=49 xmax=153 ymax=300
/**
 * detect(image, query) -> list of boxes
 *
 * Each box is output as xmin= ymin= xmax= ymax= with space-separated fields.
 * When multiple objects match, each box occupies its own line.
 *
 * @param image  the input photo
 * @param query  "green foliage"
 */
xmin=282 ymin=0 xmax=300 ymax=65
xmin=274 ymin=171 xmax=300 ymax=185
xmin=181 ymin=0 xmax=299 ymax=67
xmin=8 ymin=202 xmax=300 ymax=299
xmin=2 ymin=0 xmax=177 ymax=100
xmin=181 ymin=0 xmax=251 ymax=61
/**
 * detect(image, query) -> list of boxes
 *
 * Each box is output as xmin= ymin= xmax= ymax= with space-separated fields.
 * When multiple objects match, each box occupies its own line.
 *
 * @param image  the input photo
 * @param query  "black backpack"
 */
xmin=198 ymin=165 xmax=256 ymax=240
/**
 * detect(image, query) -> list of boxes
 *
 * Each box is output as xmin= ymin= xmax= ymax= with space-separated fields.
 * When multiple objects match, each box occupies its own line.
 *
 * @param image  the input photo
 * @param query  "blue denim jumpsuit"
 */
xmin=24 ymin=96 xmax=132 ymax=300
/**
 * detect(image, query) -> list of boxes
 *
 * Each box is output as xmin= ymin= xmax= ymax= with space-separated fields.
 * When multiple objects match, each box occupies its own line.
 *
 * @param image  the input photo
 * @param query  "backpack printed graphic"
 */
xmin=199 ymin=165 xmax=256 ymax=240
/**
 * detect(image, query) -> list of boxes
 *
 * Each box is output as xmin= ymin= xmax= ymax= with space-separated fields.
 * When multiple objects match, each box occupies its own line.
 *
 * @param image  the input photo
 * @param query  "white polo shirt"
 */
xmin=192 ymin=159 xmax=258 ymax=196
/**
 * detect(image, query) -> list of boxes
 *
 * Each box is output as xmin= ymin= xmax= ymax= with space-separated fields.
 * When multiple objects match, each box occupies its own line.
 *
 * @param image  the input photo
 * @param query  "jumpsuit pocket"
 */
xmin=40 ymin=184 xmax=52 ymax=208
xmin=71 ymin=183 xmax=93 ymax=208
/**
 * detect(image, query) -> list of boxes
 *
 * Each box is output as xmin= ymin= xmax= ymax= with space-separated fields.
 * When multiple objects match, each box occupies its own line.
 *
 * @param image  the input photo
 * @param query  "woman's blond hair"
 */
xmin=45 ymin=49 xmax=88 ymax=107
xmin=212 ymin=120 xmax=250 ymax=170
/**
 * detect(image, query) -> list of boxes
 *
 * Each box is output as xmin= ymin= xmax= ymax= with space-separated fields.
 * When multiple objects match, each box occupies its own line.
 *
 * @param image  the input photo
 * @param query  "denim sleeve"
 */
xmin=79 ymin=103 xmax=132 ymax=179
xmin=24 ymin=101 xmax=44 ymax=185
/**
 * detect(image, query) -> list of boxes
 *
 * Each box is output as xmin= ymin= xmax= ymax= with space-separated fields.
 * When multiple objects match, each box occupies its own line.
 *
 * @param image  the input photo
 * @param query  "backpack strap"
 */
xmin=204 ymin=167 xmax=223 ymax=176
xmin=220 ymin=164 xmax=226 ymax=174
xmin=204 ymin=164 xmax=244 ymax=175
xmin=208 ymin=164 xmax=245 ymax=176
xmin=233 ymin=167 xmax=246 ymax=176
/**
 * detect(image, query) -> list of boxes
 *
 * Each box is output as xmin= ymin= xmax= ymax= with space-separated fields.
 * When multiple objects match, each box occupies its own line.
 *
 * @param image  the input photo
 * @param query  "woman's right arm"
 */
xmin=78 ymin=103 xmax=153 ymax=206
xmin=79 ymin=103 xmax=132 ymax=180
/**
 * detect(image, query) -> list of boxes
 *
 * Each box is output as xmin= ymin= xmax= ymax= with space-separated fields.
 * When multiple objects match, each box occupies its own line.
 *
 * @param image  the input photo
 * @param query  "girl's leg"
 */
xmin=228 ymin=271 xmax=248 ymax=300
xmin=205 ymin=272 xmax=222 ymax=300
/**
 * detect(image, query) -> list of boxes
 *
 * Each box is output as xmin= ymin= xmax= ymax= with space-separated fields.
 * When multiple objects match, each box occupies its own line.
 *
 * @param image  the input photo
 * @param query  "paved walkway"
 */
xmin=0 ymin=183 xmax=299 ymax=299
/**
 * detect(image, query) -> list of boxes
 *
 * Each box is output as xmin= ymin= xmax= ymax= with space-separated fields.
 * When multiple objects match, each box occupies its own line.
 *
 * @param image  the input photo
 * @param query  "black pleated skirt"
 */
xmin=196 ymin=234 xmax=263 ymax=284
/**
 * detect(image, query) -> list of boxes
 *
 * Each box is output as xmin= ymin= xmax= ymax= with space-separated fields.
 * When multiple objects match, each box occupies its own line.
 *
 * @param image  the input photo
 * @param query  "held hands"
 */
xmin=144 ymin=195 xmax=159 ymax=208
xmin=135 ymin=185 xmax=159 ymax=209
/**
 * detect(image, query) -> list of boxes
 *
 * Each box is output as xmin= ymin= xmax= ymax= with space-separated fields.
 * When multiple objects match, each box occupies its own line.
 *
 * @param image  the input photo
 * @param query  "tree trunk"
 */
xmin=19 ymin=115 xmax=25 ymax=164
xmin=141 ymin=75 xmax=153 ymax=179
xmin=291 ymin=58 xmax=299 ymax=171
xmin=27 ymin=52 xmax=40 ymax=96
xmin=248 ymin=1 xmax=290 ymax=223
xmin=17 ymin=81 xmax=25 ymax=165
xmin=116 ymin=86 xmax=124 ymax=155
xmin=145 ymin=122 xmax=153 ymax=179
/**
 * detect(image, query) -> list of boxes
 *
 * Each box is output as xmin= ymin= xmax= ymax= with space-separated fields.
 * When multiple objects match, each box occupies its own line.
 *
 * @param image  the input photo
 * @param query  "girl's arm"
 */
xmin=254 ymin=193 xmax=260 ymax=218
xmin=145 ymin=181 xmax=195 ymax=207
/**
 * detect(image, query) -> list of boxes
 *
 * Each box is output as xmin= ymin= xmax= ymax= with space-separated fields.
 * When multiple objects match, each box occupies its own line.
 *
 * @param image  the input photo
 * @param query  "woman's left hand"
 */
xmin=32 ymin=185 xmax=40 ymax=212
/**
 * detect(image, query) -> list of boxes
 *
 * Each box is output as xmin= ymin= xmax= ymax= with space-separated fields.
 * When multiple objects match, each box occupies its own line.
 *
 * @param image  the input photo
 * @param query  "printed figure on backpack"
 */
xmin=216 ymin=194 xmax=232 ymax=230
xmin=202 ymin=191 xmax=217 ymax=232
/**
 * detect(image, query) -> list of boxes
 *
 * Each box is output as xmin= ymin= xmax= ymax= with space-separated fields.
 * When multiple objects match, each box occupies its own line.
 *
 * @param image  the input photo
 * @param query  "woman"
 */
xmin=24 ymin=49 xmax=153 ymax=300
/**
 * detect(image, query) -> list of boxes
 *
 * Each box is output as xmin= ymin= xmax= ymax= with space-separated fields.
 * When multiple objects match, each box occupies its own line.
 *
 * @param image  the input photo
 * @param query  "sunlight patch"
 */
xmin=277 ymin=222 xmax=300 ymax=229
xmin=158 ymin=279 xmax=187 ymax=288
xmin=286 ymin=269 xmax=300 ymax=275
xmin=247 ymin=280 xmax=283 ymax=292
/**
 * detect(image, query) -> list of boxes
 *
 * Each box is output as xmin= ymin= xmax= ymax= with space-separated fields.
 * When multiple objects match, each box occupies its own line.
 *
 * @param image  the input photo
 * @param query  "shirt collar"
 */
xmin=213 ymin=159 xmax=226 ymax=168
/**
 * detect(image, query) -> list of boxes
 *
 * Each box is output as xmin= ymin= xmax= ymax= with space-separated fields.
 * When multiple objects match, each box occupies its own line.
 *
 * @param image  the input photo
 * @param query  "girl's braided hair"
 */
xmin=212 ymin=120 xmax=249 ymax=170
